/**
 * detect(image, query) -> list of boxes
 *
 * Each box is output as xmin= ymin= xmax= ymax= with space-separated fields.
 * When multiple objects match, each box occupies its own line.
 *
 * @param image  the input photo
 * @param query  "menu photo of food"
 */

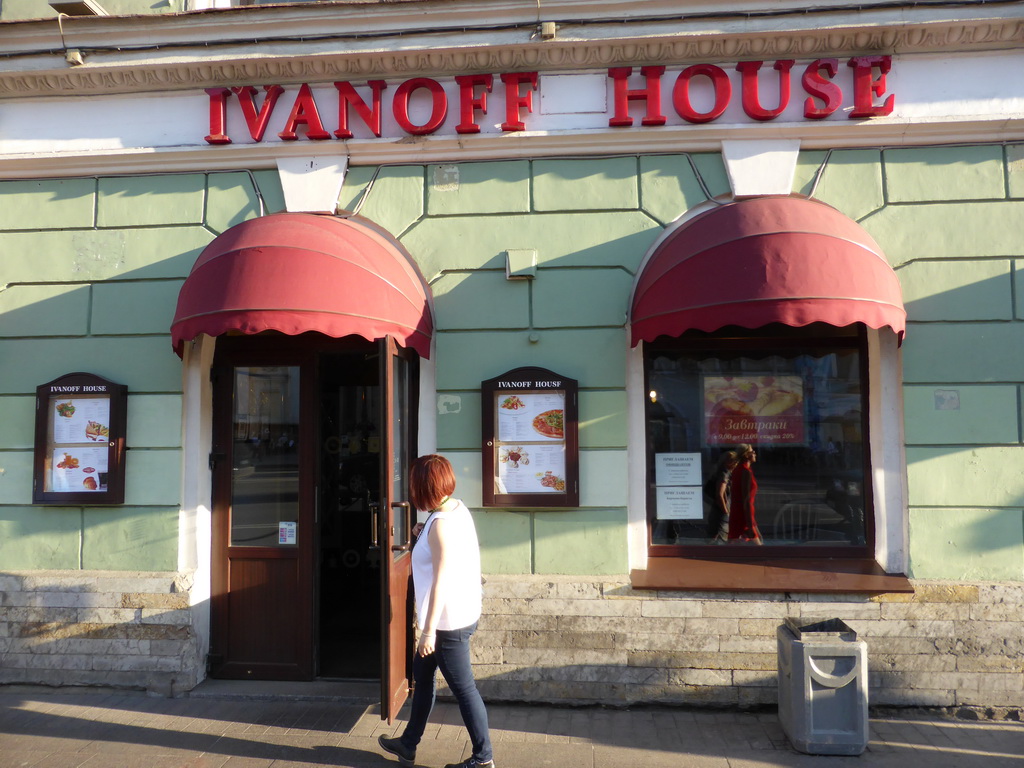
xmin=496 ymin=443 xmax=566 ymax=494
xmin=50 ymin=446 xmax=108 ymax=493
xmin=703 ymin=374 xmax=805 ymax=445
xmin=497 ymin=392 xmax=565 ymax=442
xmin=51 ymin=397 xmax=111 ymax=445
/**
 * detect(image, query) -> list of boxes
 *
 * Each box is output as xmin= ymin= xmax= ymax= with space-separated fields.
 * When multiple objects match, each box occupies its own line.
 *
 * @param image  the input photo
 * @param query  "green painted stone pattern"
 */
xmin=884 ymin=146 xmax=1006 ymax=203
xmin=899 ymin=260 xmax=1012 ymax=322
xmin=0 ymin=172 xmax=268 ymax=571
xmin=908 ymin=508 xmax=1023 ymax=581
xmin=1 ymin=147 xmax=1023 ymax=578
xmin=810 ymin=149 xmax=885 ymax=221
xmin=427 ymin=161 xmax=530 ymax=216
xmin=0 ymin=506 xmax=83 ymax=569
xmin=903 ymin=386 xmax=1019 ymax=445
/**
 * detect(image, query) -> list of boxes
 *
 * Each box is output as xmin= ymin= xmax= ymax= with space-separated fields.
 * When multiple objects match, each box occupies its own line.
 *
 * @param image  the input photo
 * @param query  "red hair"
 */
xmin=409 ymin=454 xmax=456 ymax=512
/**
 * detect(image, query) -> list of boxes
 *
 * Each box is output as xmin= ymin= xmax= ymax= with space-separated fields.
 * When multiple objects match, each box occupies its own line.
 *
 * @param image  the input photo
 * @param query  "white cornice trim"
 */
xmin=1 ymin=115 xmax=1021 ymax=180
xmin=0 ymin=7 xmax=1021 ymax=98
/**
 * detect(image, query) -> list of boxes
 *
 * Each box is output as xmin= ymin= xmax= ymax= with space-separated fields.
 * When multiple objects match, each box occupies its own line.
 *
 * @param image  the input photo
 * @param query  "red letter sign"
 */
xmin=393 ymin=78 xmax=448 ymax=135
xmin=232 ymin=85 xmax=285 ymax=142
xmin=334 ymin=80 xmax=387 ymax=139
xmin=204 ymin=87 xmax=232 ymax=145
xmin=737 ymin=60 xmax=795 ymax=121
xmin=802 ymin=59 xmax=842 ymax=119
xmin=848 ymin=55 xmax=895 ymax=118
xmin=673 ymin=64 xmax=731 ymax=124
xmin=608 ymin=66 xmax=667 ymax=127
xmin=500 ymin=72 xmax=538 ymax=132
xmin=278 ymin=83 xmax=331 ymax=141
xmin=455 ymin=74 xmax=493 ymax=134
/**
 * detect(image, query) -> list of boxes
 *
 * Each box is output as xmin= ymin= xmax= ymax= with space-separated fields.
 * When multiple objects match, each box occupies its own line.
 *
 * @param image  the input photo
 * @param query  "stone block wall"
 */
xmin=0 ymin=571 xmax=199 ymax=696
xmin=471 ymin=575 xmax=1024 ymax=712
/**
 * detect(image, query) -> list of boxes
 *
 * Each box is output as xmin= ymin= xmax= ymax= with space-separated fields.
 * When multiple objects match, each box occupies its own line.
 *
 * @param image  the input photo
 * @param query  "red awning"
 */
xmin=171 ymin=213 xmax=433 ymax=358
xmin=630 ymin=196 xmax=905 ymax=346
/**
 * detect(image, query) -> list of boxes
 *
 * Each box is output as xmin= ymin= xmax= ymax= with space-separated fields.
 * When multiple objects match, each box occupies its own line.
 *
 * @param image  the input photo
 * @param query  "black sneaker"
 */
xmin=378 ymin=734 xmax=416 ymax=767
xmin=444 ymin=759 xmax=495 ymax=768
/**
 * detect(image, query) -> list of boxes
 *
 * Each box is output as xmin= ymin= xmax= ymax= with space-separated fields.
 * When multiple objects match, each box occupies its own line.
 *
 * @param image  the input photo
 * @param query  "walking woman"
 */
xmin=379 ymin=454 xmax=494 ymax=768
xmin=727 ymin=443 xmax=763 ymax=544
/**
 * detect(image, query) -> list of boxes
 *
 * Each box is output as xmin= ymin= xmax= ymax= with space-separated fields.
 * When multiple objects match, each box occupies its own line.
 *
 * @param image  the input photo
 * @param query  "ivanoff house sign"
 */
xmin=203 ymin=56 xmax=895 ymax=144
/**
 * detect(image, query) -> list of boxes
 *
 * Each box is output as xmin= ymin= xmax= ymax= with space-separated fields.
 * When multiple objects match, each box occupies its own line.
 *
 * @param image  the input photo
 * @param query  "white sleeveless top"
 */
xmin=411 ymin=498 xmax=483 ymax=632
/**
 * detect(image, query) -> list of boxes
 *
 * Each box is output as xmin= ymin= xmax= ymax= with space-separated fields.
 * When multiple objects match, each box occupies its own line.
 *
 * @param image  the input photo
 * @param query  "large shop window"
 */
xmin=646 ymin=327 xmax=869 ymax=555
xmin=628 ymin=196 xmax=911 ymax=593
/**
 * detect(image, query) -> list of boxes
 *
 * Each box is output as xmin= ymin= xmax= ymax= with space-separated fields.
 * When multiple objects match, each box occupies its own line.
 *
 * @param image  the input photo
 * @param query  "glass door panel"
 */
xmin=390 ymin=354 xmax=411 ymax=551
xmin=230 ymin=366 xmax=301 ymax=547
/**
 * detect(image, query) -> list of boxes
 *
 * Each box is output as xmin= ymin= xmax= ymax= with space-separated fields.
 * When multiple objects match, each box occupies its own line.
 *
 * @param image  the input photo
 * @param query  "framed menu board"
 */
xmin=33 ymin=372 xmax=127 ymax=505
xmin=482 ymin=366 xmax=579 ymax=508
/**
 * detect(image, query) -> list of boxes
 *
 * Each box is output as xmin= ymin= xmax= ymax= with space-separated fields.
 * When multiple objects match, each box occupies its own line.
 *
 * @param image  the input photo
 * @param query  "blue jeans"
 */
xmin=400 ymin=621 xmax=492 ymax=763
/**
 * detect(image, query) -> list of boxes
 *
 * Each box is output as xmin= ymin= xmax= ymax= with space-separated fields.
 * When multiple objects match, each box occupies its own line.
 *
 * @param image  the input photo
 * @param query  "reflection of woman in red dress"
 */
xmin=728 ymin=444 xmax=763 ymax=544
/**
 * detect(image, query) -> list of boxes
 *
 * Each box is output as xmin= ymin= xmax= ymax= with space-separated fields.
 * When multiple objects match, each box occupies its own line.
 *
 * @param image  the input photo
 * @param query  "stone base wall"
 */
xmin=0 ymin=571 xmax=199 ymax=696
xmin=472 ymin=575 xmax=1024 ymax=711
xmin=4 ymin=570 xmax=1020 ymax=710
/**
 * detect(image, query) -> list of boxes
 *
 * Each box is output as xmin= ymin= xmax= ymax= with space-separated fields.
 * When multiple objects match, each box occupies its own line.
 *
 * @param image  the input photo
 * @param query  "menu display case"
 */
xmin=482 ymin=366 xmax=578 ymax=508
xmin=33 ymin=372 xmax=127 ymax=505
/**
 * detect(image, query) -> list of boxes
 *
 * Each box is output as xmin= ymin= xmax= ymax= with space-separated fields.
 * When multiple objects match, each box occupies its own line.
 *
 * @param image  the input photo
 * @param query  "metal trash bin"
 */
xmin=777 ymin=617 xmax=868 ymax=756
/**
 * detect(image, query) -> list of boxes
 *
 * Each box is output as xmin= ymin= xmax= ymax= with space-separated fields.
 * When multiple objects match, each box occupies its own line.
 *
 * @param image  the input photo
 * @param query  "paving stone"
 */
xmin=1 ymin=691 xmax=1023 ymax=768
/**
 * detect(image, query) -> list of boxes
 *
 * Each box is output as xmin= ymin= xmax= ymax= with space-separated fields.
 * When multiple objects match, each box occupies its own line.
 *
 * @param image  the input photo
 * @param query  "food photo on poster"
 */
xmin=496 ymin=443 xmax=566 ymax=494
xmin=497 ymin=392 xmax=564 ymax=441
xmin=51 ymin=446 xmax=108 ymax=492
xmin=51 ymin=398 xmax=111 ymax=445
xmin=703 ymin=374 xmax=805 ymax=445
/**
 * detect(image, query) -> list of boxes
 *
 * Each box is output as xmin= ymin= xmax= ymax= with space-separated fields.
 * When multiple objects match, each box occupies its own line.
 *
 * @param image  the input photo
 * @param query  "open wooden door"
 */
xmin=379 ymin=336 xmax=416 ymax=723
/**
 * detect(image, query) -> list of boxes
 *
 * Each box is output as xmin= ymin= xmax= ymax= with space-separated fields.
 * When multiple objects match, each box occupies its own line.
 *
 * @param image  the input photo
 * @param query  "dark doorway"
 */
xmin=317 ymin=351 xmax=382 ymax=679
xmin=209 ymin=336 xmax=415 ymax=702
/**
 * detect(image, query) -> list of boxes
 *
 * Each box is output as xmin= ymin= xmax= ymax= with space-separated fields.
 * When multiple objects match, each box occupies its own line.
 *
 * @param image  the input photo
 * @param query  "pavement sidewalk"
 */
xmin=0 ymin=684 xmax=1022 ymax=768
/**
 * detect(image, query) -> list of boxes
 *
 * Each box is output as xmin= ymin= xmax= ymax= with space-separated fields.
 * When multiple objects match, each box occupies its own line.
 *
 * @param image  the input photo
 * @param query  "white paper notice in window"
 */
xmin=655 ymin=453 xmax=702 ymax=486
xmin=656 ymin=486 xmax=703 ymax=520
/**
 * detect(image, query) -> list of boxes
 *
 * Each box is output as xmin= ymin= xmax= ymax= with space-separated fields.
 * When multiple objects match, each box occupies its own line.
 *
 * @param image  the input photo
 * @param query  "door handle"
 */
xmin=391 ymin=501 xmax=412 ymax=552
xmin=369 ymin=501 xmax=380 ymax=550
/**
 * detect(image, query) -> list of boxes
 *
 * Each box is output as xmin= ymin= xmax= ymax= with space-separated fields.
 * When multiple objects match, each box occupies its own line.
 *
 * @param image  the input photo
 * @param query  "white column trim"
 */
xmin=276 ymin=155 xmax=349 ymax=213
xmin=869 ymin=328 xmax=909 ymax=574
xmin=178 ymin=333 xmax=215 ymax=682
xmin=626 ymin=342 xmax=649 ymax=571
xmin=722 ymin=139 xmax=801 ymax=197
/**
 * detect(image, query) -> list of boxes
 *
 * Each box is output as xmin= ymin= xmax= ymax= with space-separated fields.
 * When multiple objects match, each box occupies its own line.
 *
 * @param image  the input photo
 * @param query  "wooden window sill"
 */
xmin=630 ymin=556 xmax=913 ymax=594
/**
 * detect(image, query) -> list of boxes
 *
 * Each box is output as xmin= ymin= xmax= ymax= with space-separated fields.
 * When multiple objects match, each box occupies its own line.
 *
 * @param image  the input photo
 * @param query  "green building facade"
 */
xmin=0 ymin=0 xmax=1022 ymax=709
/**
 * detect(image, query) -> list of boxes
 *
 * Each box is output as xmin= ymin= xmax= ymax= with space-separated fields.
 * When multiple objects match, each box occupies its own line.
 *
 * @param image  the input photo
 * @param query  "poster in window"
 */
xmin=703 ymin=374 xmax=805 ymax=446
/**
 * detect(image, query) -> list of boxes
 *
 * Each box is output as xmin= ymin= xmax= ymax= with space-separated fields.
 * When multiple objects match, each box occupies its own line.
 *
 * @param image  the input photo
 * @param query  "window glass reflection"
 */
xmin=646 ymin=347 xmax=867 ymax=547
xmin=231 ymin=366 xmax=300 ymax=547
xmin=391 ymin=356 xmax=410 ymax=552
